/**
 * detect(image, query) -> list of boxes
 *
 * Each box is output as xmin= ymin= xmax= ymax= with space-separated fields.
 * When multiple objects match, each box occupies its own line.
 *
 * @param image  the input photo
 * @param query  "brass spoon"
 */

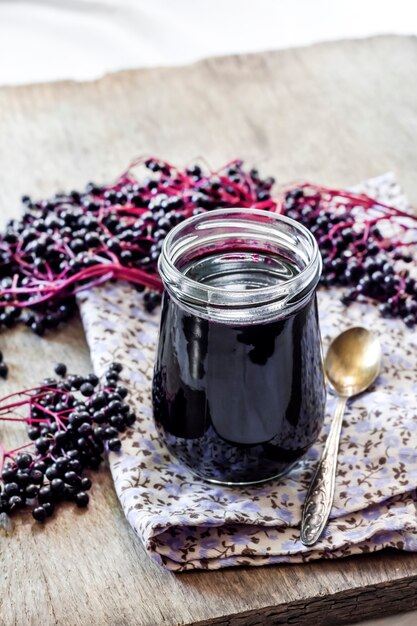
xmin=300 ymin=326 xmax=382 ymax=547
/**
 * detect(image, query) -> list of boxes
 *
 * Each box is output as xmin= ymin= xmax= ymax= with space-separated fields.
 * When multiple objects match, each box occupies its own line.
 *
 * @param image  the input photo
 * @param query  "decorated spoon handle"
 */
xmin=300 ymin=396 xmax=347 ymax=547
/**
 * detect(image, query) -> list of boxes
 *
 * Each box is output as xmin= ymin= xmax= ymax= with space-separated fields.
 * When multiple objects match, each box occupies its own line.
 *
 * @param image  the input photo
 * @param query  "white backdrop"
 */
xmin=0 ymin=0 xmax=416 ymax=85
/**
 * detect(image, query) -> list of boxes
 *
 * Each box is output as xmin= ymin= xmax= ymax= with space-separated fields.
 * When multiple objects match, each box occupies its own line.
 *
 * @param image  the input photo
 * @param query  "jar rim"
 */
xmin=158 ymin=208 xmax=322 ymax=323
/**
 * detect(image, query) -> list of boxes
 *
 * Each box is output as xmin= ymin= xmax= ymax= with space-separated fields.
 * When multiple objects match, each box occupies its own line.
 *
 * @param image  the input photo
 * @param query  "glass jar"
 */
xmin=152 ymin=208 xmax=326 ymax=485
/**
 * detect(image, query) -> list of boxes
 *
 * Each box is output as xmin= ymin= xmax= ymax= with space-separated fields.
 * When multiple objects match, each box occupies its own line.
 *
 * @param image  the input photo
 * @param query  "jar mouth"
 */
xmin=158 ymin=208 xmax=322 ymax=323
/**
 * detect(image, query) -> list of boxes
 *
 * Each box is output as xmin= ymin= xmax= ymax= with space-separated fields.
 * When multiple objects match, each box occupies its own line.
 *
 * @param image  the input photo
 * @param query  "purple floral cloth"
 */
xmin=78 ymin=174 xmax=417 ymax=571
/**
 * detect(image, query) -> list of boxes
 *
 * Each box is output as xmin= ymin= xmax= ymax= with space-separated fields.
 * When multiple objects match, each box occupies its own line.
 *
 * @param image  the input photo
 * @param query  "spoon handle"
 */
xmin=300 ymin=396 xmax=347 ymax=547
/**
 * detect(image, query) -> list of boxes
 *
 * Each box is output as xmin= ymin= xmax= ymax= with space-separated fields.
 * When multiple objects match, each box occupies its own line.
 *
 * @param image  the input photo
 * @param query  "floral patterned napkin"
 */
xmin=78 ymin=174 xmax=417 ymax=571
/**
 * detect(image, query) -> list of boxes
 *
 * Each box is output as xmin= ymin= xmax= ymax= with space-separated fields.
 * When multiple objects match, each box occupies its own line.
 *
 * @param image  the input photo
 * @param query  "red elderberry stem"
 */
xmin=0 ymin=416 xmax=45 ymax=423
xmin=4 ymin=441 xmax=35 ymax=458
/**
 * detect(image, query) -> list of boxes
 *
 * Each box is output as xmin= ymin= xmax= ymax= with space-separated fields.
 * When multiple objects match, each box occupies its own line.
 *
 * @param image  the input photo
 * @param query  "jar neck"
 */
xmin=158 ymin=208 xmax=322 ymax=324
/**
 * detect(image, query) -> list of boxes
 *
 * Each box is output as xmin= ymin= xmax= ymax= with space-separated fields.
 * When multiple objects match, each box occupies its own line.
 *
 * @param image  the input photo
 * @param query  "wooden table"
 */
xmin=1 ymin=35 xmax=417 ymax=626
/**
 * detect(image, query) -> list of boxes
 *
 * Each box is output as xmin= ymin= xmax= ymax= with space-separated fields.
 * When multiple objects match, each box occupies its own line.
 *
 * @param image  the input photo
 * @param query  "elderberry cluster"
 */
xmin=284 ymin=188 xmax=417 ymax=327
xmin=0 ymin=362 xmax=136 ymax=522
xmin=0 ymin=158 xmax=276 ymax=334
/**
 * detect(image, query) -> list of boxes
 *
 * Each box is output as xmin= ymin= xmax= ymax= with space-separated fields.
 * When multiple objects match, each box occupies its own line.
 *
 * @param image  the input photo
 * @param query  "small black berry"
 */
xmin=43 ymin=502 xmax=55 ymax=517
xmin=75 ymin=491 xmax=89 ymax=508
xmin=80 ymin=382 xmax=94 ymax=397
xmin=4 ymin=482 xmax=19 ymax=497
xmin=108 ymin=438 xmax=122 ymax=452
xmin=80 ymin=477 xmax=92 ymax=491
xmin=16 ymin=453 xmax=32 ymax=469
xmin=25 ymin=484 xmax=40 ymax=499
xmin=64 ymin=471 xmax=80 ymax=486
xmin=50 ymin=478 xmax=64 ymax=495
xmin=32 ymin=506 xmax=47 ymax=522
xmin=9 ymin=495 xmax=24 ymax=509
xmin=0 ymin=362 xmax=7 ymax=379
xmin=54 ymin=363 xmax=67 ymax=377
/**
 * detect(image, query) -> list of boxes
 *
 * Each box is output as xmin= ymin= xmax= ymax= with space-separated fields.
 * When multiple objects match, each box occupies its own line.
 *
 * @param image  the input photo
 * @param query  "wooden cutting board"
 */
xmin=1 ymin=35 xmax=417 ymax=626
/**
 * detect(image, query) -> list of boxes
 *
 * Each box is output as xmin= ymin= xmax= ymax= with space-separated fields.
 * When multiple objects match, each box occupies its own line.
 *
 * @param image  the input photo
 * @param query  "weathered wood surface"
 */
xmin=1 ymin=35 xmax=417 ymax=626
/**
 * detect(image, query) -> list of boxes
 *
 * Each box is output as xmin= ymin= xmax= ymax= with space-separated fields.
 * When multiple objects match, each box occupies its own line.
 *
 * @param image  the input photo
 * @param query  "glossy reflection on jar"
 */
xmin=152 ymin=209 xmax=326 ymax=485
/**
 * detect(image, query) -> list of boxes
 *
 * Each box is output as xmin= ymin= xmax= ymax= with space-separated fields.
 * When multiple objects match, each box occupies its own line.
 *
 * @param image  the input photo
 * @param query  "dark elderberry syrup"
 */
xmin=153 ymin=209 xmax=325 ymax=484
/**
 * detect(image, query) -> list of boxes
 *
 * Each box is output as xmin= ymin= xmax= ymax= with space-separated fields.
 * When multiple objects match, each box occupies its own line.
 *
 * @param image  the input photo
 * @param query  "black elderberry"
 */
xmin=64 ymin=471 xmax=80 ymax=486
xmin=54 ymin=431 xmax=69 ymax=447
xmin=108 ymin=438 xmax=122 ymax=452
xmin=16 ymin=469 xmax=31 ymax=487
xmin=16 ymin=452 xmax=32 ymax=469
xmin=104 ymin=426 xmax=118 ymax=440
xmin=31 ymin=321 xmax=45 ymax=336
xmin=91 ymin=392 xmax=106 ymax=409
xmin=9 ymin=495 xmax=24 ymax=509
xmin=115 ymin=386 xmax=128 ymax=399
xmin=92 ymin=409 xmax=106 ymax=424
xmin=345 ymin=264 xmax=363 ymax=281
xmin=0 ymin=499 xmax=10 ymax=514
xmin=108 ymin=400 xmax=122 ymax=414
xmin=66 ymin=449 xmax=80 ymax=460
xmin=32 ymin=506 xmax=47 ymax=522
xmin=28 ymin=426 xmax=41 ymax=441
xmin=64 ymin=484 xmax=77 ymax=501
xmin=93 ymin=426 xmax=106 ymax=440
xmin=382 ymin=262 xmax=395 ymax=275
xmin=68 ymin=459 xmax=82 ymax=473
xmin=88 ymin=456 xmax=102 ymax=470
xmin=143 ymin=291 xmax=162 ymax=313
xmin=29 ymin=469 xmax=44 ymax=484
xmin=43 ymin=502 xmax=55 ymax=517
xmin=110 ymin=415 xmax=125 ymax=431
xmin=38 ymin=485 xmax=53 ymax=503
xmin=0 ymin=362 xmax=8 ymax=379
xmin=120 ymin=404 xmax=129 ymax=416
xmin=371 ymin=271 xmax=384 ymax=284
xmin=50 ymin=478 xmax=65 ymax=495
xmin=75 ymin=491 xmax=89 ymax=508
xmin=124 ymin=412 xmax=137 ymax=427
xmin=105 ymin=376 xmax=119 ymax=387
xmin=86 ymin=373 xmax=99 ymax=387
xmin=357 ymin=277 xmax=371 ymax=295
xmin=4 ymin=482 xmax=19 ymax=497
xmin=80 ymin=477 xmax=92 ymax=491
xmin=70 ymin=375 xmax=84 ymax=390
xmin=25 ymin=484 xmax=40 ymax=499
xmin=33 ymin=460 xmax=47 ymax=474
xmin=69 ymin=412 xmax=83 ymax=427
xmin=55 ymin=457 xmax=69 ymax=473
xmin=2 ymin=465 xmax=17 ymax=483
xmin=78 ymin=423 xmax=93 ymax=436
xmin=80 ymin=382 xmax=94 ymax=397
xmin=76 ymin=437 xmax=90 ymax=451
xmin=54 ymin=363 xmax=67 ymax=377
xmin=45 ymin=466 xmax=60 ymax=481
xmin=383 ymin=275 xmax=396 ymax=292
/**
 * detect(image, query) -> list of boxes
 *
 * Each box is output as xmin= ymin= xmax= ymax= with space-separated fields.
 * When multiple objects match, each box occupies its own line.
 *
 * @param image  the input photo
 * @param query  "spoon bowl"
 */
xmin=325 ymin=326 xmax=382 ymax=398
